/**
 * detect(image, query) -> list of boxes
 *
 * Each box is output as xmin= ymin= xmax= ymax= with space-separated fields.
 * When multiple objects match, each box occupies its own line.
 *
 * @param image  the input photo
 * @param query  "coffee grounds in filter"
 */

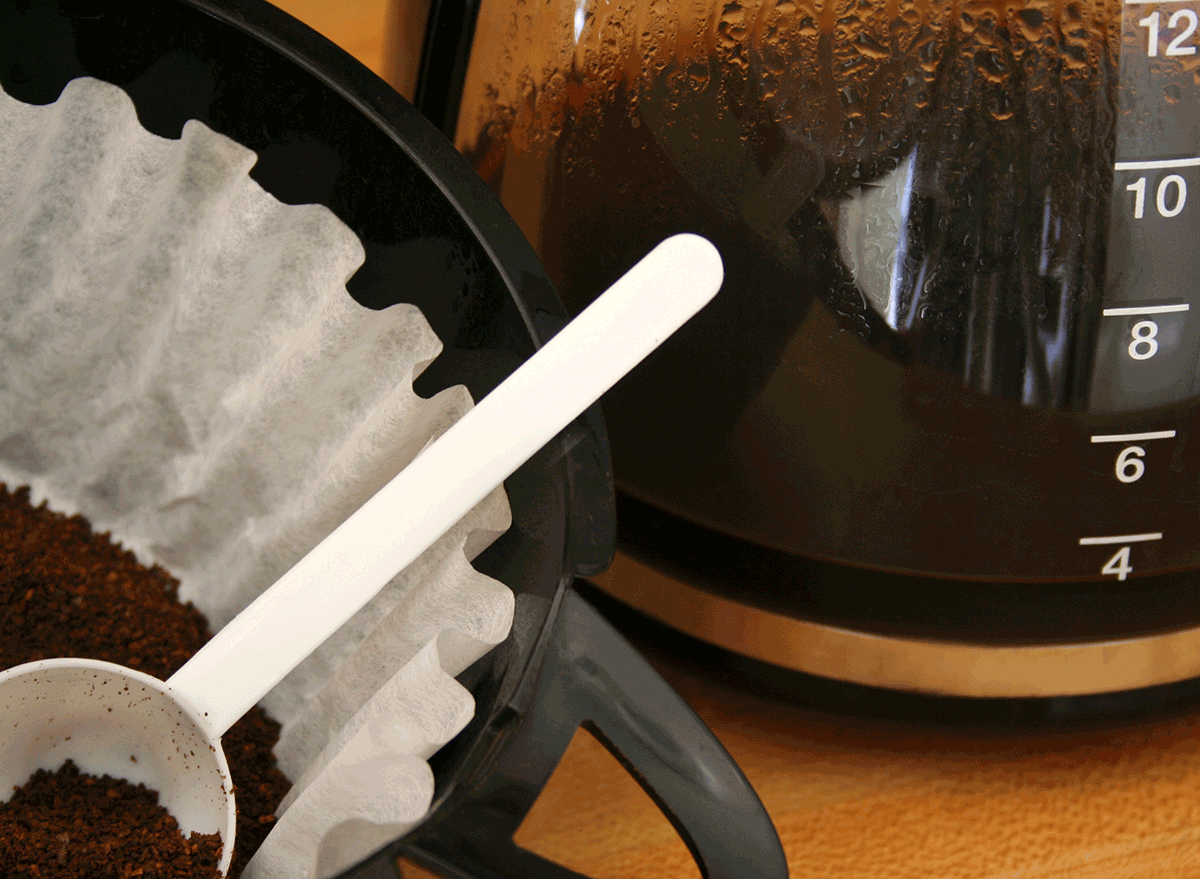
xmin=0 ymin=484 xmax=291 ymax=879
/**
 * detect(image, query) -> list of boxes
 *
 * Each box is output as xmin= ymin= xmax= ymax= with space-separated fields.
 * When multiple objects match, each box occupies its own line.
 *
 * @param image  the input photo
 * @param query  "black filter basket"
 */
xmin=0 ymin=2 xmax=787 ymax=877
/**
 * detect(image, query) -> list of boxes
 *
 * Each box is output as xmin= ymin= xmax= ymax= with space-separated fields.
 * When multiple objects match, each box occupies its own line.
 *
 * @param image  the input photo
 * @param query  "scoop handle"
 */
xmin=166 ymin=233 xmax=723 ymax=736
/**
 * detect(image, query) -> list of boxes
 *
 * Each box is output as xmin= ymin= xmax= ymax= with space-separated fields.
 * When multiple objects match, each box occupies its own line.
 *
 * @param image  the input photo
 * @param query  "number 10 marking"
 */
xmin=1127 ymin=174 xmax=1188 ymax=218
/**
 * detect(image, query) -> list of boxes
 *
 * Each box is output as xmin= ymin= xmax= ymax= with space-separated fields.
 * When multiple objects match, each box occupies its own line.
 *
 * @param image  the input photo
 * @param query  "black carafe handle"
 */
xmin=397 ymin=587 xmax=788 ymax=879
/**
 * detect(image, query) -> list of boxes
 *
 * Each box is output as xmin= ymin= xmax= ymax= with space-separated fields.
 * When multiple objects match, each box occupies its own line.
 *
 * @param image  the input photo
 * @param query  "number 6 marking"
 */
xmin=1116 ymin=445 xmax=1146 ymax=483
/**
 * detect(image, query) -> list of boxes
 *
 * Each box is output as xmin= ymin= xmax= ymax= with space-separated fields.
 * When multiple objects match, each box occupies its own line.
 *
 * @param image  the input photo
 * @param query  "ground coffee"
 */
xmin=0 ymin=484 xmax=292 ymax=878
xmin=2 ymin=761 xmax=223 ymax=879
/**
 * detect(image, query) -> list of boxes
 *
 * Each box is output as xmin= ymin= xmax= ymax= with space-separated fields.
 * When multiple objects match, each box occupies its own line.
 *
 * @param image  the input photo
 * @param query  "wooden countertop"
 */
xmin=265 ymin=4 xmax=1200 ymax=875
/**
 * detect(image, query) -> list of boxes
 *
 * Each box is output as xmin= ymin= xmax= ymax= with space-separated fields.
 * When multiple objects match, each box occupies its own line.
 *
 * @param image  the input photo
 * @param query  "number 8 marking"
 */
xmin=1129 ymin=320 xmax=1159 ymax=360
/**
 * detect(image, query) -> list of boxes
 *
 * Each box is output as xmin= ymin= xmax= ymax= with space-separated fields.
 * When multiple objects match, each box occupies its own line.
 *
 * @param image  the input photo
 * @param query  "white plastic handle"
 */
xmin=166 ymin=233 xmax=724 ymax=735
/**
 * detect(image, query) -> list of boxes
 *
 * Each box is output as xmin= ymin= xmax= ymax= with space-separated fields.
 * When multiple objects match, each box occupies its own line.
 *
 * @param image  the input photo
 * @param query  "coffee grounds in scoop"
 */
xmin=0 ymin=761 xmax=222 ymax=879
xmin=0 ymin=484 xmax=292 ymax=878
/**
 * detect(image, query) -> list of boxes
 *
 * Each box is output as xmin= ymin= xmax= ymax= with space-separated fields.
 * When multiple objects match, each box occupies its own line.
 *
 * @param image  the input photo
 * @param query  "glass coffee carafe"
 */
xmin=409 ymin=0 xmax=1200 ymax=689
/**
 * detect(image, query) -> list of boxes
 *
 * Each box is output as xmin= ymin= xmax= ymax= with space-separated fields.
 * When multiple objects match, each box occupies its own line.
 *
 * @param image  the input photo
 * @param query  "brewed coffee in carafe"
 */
xmin=452 ymin=0 xmax=1200 ymax=585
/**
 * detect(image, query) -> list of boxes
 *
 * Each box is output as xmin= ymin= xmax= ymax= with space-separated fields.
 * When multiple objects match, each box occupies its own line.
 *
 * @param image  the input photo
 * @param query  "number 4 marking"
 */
xmin=1079 ymin=532 xmax=1163 ymax=581
xmin=1101 ymin=546 xmax=1133 ymax=581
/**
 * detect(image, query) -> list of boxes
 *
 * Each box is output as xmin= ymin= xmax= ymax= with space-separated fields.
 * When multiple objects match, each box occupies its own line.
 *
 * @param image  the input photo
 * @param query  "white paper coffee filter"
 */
xmin=0 ymin=76 xmax=514 ymax=878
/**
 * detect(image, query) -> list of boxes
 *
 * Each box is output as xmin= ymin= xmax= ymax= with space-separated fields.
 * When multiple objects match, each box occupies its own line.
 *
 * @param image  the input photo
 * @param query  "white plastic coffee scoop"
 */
xmin=0 ymin=233 xmax=722 ymax=877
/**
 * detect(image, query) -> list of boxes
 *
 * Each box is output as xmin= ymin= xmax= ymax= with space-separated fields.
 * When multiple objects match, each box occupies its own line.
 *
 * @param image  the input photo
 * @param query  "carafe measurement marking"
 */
xmin=1080 ymin=533 xmax=1164 ymax=580
xmin=1091 ymin=430 xmax=1177 ymax=442
xmin=1079 ymin=533 xmax=1164 ymax=544
xmin=1100 ymin=304 xmax=1189 ymax=360
xmin=1075 ymin=0 xmax=1197 ymax=583
xmin=1091 ymin=432 xmax=1175 ymax=481
xmin=1128 ymin=2 xmax=1199 ymax=58
xmin=1115 ymin=157 xmax=1200 ymax=169
xmin=1102 ymin=304 xmax=1190 ymax=315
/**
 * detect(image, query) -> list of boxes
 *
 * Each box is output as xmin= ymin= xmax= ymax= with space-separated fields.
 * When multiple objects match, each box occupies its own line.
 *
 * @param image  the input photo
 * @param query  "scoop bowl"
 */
xmin=0 ymin=658 xmax=236 ymax=875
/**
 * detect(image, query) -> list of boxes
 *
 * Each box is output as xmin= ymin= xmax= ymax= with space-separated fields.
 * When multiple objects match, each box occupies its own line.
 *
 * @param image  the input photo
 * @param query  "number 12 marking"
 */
xmin=1138 ymin=8 xmax=1198 ymax=57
